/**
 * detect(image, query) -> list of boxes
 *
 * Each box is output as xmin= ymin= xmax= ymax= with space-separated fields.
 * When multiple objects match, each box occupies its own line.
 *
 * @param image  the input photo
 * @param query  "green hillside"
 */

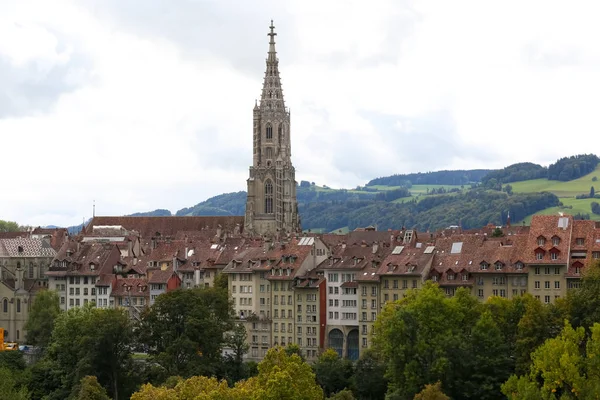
xmin=512 ymin=165 xmax=600 ymax=223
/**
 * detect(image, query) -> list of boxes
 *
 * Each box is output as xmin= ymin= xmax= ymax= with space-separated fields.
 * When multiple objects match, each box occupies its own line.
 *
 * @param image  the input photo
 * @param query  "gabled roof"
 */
xmin=0 ymin=238 xmax=57 ymax=258
xmin=84 ymin=216 xmax=244 ymax=239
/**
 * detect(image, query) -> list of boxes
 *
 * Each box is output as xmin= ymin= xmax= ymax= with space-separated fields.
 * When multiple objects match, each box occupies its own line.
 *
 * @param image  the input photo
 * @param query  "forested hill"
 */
xmin=367 ymin=169 xmax=492 ymax=186
xmin=482 ymin=154 xmax=600 ymax=185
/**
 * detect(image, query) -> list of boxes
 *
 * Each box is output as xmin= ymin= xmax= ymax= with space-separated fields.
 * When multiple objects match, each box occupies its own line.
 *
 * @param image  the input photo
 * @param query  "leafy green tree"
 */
xmin=72 ymin=376 xmax=110 ymax=400
xmin=458 ymin=310 xmax=512 ymax=399
xmin=373 ymin=283 xmax=483 ymax=399
xmin=351 ymin=350 xmax=387 ymax=400
xmin=138 ymin=287 xmax=233 ymax=378
xmin=0 ymin=220 xmax=20 ymax=232
xmin=131 ymin=347 xmax=323 ymax=400
xmin=328 ymin=388 xmax=356 ymax=400
xmin=44 ymin=305 xmax=134 ymax=400
xmin=0 ymin=367 xmax=29 ymax=400
xmin=567 ymin=260 xmax=600 ymax=330
xmin=24 ymin=289 xmax=61 ymax=349
xmin=413 ymin=382 xmax=449 ymax=400
xmin=314 ymin=348 xmax=354 ymax=397
xmin=515 ymin=296 xmax=563 ymax=375
xmin=221 ymin=322 xmax=249 ymax=383
xmin=591 ymin=186 xmax=595 ymax=198
xmin=502 ymin=322 xmax=600 ymax=399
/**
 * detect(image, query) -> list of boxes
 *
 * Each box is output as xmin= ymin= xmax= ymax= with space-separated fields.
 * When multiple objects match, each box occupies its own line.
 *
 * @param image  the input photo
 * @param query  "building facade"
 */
xmin=244 ymin=21 xmax=300 ymax=237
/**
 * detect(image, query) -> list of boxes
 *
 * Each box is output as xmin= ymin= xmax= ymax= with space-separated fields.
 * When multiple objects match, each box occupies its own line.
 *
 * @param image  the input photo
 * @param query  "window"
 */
xmin=536 ymin=252 xmax=543 ymax=260
xmin=480 ymin=262 xmax=488 ymax=270
xmin=535 ymin=267 xmax=540 ymax=275
xmin=552 ymin=237 xmax=560 ymax=246
xmin=555 ymin=281 xmax=560 ymax=289
xmin=538 ymin=237 xmax=546 ymax=246
xmin=266 ymin=123 xmax=273 ymax=140
xmin=28 ymin=263 xmax=34 ymax=279
xmin=447 ymin=273 xmax=455 ymax=281
xmin=462 ymin=273 xmax=469 ymax=281
xmin=593 ymin=252 xmax=600 ymax=259
xmin=551 ymin=252 xmax=558 ymax=260
xmin=16 ymin=299 xmax=21 ymax=313
xmin=2 ymin=299 xmax=7 ymax=313
xmin=516 ymin=262 xmax=523 ymax=270
xmin=544 ymin=295 xmax=550 ymax=304
xmin=264 ymin=180 xmax=273 ymax=214
xmin=84 ymin=288 xmax=88 ymax=296
xmin=495 ymin=262 xmax=503 ymax=271
xmin=535 ymin=281 xmax=540 ymax=289
xmin=478 ymin=289 xmax=484 ymax=298
xmin=576 ymin=238 xmax=585 ymax=246
xmin=266 ymin=147 xmax=273 ymax=159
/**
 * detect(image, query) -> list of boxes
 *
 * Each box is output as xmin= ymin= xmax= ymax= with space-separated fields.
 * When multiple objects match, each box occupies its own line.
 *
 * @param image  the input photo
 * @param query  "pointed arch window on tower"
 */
xmin=278 ymin=124 xmax=283 ymax=143
xmin=265 ymin=180 xmax=274 ymax=214
xmin=266 ymin=123 xmax=273 ymax=141
xmin=266 ymin=147 xmax=273 ymax=160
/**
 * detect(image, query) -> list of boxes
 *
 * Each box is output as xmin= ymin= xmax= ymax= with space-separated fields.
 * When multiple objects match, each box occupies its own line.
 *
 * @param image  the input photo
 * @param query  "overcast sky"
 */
xmin=2 ymin=0 xmax=600 ymax=227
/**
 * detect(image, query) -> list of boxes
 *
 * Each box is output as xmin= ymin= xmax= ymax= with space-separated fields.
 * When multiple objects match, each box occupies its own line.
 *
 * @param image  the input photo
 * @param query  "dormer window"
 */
xmin=515 ymin=262 xmax=524 ymax=270
xmin=495 ymin=262 xmax=503 ymax=271
xmin=538 ymin=236 xmax=546 ymax=246
xmin=480 ymin=262 xmax=489 ymax=271
xmin=576 ymin=238 xmax=585 ymax=246
xmin=552 ymin=236 xmax=560 ymax=246
xmin=447 ymin=273 xmax=455 ymax=281
xmin=536 ymin=252 xmax=543 ymax=260
xmin=432 ymin=275 xmax=438 ymax=282
xmin=551 ymin=252 xmax=558 ymax=260
xmin=462 ymin=273 xmax=469 ymax=281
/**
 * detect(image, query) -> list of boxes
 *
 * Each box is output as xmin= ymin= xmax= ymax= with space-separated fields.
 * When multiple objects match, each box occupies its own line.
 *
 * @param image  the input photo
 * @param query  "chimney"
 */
xmin=185 ymin=247 xmax=189 ymax=259
xmin=372 ymin=243 xmax=379 ymax=254
xmin=216 ymin=225 xmax=222 ymax=238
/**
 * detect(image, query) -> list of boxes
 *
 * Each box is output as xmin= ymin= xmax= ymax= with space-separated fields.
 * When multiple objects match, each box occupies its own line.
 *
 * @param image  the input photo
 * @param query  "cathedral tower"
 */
xmin=244 ymin=21 xmax=300 ymax=236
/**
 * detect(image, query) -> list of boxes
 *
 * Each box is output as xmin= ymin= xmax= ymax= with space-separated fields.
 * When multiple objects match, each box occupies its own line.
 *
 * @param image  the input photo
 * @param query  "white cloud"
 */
xmin=1 ymin=0 xmax=600 ymax=226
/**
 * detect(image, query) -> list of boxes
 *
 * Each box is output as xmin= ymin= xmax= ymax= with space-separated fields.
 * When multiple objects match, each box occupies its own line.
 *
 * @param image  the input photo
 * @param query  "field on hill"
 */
xmin=513 ymin=165 xmax=600 ymax=223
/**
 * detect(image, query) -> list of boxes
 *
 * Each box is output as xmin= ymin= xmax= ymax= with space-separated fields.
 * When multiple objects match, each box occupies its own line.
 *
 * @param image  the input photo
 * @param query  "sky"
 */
xmin=2 ymin=0 xmax=600 ymax=227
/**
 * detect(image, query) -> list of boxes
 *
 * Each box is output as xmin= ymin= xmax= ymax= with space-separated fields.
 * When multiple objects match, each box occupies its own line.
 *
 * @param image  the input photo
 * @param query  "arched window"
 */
xmin=266 ymin=147 xmax=273 ymax=159
xmin=266 ymin=123 xmax=273 ymax=140
xmin=278 ymin=124 xmax=283 ymax=143
xmin=265 ymin=180 xmax=274 ymax=214
xmin=2 ymin=299 xmax=7 ymax=313
xmin=29 ymin=263 xmax=34 ymax=279
xmin=17 ymin=299 xmax=21 ymax=313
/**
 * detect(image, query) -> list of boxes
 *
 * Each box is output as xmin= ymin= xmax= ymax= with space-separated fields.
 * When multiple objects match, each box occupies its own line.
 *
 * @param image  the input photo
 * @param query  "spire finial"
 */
xmin=268 ymin=20 xmax=277 ymax=50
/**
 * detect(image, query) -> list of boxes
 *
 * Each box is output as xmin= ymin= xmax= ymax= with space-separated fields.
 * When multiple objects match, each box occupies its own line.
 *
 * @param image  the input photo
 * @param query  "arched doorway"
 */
xmin=347 ymin=329 xmax=359 ymax=361
xmin=328 ymin=329 xmax=344 ymax=357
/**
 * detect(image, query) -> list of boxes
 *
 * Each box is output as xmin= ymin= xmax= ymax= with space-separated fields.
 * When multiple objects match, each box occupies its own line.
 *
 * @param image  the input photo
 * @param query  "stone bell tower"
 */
xmin=244 ymin=21 xmax=300 ymax=237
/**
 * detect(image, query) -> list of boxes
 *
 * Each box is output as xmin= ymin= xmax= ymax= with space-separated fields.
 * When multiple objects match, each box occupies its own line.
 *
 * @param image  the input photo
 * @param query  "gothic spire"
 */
xmin=260 ymin=20 xmax=285 ymax=109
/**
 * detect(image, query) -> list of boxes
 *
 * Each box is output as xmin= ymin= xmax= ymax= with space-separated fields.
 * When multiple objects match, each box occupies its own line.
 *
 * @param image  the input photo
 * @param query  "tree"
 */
xmin=0 ymin=220 xmax=20 ymax=232
xmin=24 ymin=289 xmax=61 ymax=349
xmin=44 ymin=305 xmax=134 ymax=400
xmin=328 ymin=388 xmax=356 ymax=400
xmin=373 ymin=283 xmax=482 ymax=399
xmin=313 ymin=348 xmax=354 ymax=397
xmin=138 ymin=287 xmax=233 ymax=378
xmin=351 ymin=350 xmax=387 ymax=400
xmin=72 ymin=376 xmax=110 ymax=400
xmin=502 ymin=322 xmax=600 ymax=399
xmin=458 ymin=310 xmax=512 ymax=399
xmin=131 ymin=347 xmax=323 ymax=400
xmin=567 ymin=260 xmax=600 ymax=330
xmin=222 ymin=322 xmax=250 ymax=383
xmin=0 ymin=367 xmax=29 ymax=400
xmin=591 ymin=186 xmax=596 ymax=198
xmin=413 ymin=382 xmax=449 ymax=400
